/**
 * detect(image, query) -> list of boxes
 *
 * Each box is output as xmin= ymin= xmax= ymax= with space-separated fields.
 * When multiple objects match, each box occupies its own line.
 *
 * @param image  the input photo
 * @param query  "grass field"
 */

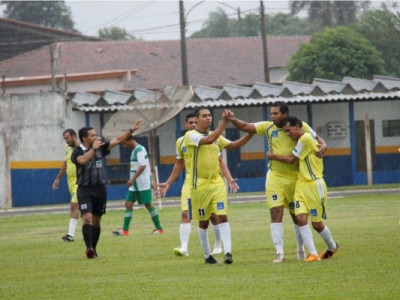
xmin=1 ymin=193 xmax=399 ymax=300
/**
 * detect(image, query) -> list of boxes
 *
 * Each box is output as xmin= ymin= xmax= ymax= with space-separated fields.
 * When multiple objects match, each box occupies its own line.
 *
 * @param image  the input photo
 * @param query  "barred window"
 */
xmin=382 ymin=120 xmax=400 ymax=137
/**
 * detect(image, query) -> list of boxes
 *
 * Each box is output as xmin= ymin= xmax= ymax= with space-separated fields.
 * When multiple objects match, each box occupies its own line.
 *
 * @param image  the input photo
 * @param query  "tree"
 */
xmin=290 ymin=1 xmax=369 ymax=29
xmin=2 ymin=1 xmax=77 ymax=32
xmin=190 ymin=9 xmax=319 ymax=38
xmin=266 ymin=13 xmax=319 ymax=36
xmin=286 ymin=27 xmax=385 ymax=82
xmin=190 ymin=8 xmax=230 ymax=38
xmin=355 ymin=4 xmax=400 ymax=76
xmin=98 ymin=26 xmax=136 ymax=40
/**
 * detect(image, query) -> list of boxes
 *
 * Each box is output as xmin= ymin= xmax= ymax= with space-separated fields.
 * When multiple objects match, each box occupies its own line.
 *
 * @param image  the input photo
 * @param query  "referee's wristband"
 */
xmin=91 ymin=147 xmax=96 ymax=151
xmin=129 ymin=128 xmax=134 ymax=133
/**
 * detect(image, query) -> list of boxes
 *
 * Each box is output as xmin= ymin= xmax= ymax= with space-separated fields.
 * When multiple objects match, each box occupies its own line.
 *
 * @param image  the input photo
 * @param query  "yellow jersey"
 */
xmin=176 ymin=135 xmax=191 ymax=187
xmin=254 ymin=121 xmax=316 ymax=178
xmin=184 ymin=129 xmax=231 ymax=189
xmin=65 ymin=145 xmax=77 ymax=187
xmin=292 ymin=133 xmax=323 ymax=181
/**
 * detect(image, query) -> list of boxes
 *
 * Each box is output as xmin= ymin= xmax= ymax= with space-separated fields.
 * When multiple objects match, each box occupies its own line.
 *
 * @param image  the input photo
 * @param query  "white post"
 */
xmin=364 ymin=113 xmax=373 ymax=186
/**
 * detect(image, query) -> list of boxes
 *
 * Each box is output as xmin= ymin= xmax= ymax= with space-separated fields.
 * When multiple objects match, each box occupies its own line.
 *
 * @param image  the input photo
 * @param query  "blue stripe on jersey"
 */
xmin=305 ymin=156 xmax=316 ymax=179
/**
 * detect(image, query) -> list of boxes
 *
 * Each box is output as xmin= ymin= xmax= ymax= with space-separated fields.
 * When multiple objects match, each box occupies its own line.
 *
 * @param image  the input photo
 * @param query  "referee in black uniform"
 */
xmin=71 ymin=119 xmax=142 ymax=259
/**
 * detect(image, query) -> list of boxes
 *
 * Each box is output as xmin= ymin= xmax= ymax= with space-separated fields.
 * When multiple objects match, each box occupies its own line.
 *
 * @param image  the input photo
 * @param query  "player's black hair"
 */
xmin=185 ymin=112 xmax=195 ymax=122
xmin=78 ymin=127 xmax=93 ymax=141
xmin=282 ymin=115 xmax=302 ymax=128
xmin=271 ymin=101 xmax=289 ymax=114
xmin=62 ymin=129 xmax=76 ymax=137
xmin=193 ymin=106 xmax=209 ymax=117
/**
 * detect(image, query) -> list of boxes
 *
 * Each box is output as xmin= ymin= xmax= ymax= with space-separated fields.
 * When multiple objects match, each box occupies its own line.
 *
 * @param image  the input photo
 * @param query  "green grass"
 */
xmin=1 ymin=193 xmax=400 ymax=300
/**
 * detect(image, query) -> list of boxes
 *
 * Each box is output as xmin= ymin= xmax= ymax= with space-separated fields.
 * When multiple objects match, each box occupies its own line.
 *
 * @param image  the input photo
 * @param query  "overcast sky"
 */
xmin=66 ymin=1 xmax=291 ymax=40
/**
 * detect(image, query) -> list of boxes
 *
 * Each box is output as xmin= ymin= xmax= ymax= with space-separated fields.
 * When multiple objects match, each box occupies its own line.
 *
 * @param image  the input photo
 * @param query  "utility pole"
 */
xmin=237 ymin=7 xmax=242 ymax=37
xmin=179 ymin=0 xmax=189 ymax=85
xmin=260 ymin=1 xmax=270 ymax=83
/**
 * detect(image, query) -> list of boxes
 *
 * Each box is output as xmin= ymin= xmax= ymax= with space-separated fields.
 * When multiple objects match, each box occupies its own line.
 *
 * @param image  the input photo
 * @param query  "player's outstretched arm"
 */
xmin=219 ymin=157 xmax=239 ymax=193
xmin=225 ymin=133 xmax=254 ymax=150
xmin=52 ymin=161 xmax=67 ymax=190
xmin=109 ymin=119 xmax=143 ymax=150
xmin=227 ymin=109 xmax=257 ymax=134
xmin=157 ymin=159 xmax=184 ymax=197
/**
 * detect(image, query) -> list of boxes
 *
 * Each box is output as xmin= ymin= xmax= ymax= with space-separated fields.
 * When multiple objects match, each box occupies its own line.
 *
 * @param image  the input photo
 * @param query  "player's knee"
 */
xmin=217 ymin=214 xmax=228 ymax=223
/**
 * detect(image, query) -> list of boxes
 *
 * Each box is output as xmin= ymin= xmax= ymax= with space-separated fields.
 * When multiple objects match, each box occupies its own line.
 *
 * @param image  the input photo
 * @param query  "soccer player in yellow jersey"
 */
xmin=158 ymin=113 xmax=242 ymax=257
xmin=267 ymin=116 xmax=338 ymax=262
xmin=229 ymin=102 xmax=327 ymax=262
xmin=52 ymin=129 xmax=80 ymax=242
xmin=184 ymin=106 xmax=253 ymax=264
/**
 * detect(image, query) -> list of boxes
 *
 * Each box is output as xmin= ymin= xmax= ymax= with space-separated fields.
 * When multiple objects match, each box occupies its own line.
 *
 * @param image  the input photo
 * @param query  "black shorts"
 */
xmin=77 ymin=185 xmax=107 ymax=216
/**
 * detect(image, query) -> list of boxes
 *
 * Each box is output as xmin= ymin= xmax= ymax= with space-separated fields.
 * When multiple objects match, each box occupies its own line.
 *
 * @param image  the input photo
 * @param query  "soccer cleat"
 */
xmin=272 ymin=253 xmax=286 ymax=263
xmin=320 ymin=243 xmax=339 ymax=259
xmin=173 ymin=247 xmax=189 ymax=257
xmin=205 ymin=255 xmax=218 ymax=264
xmin=112 ymin=229 xmax=129 ymax=236
xmin=304 ymin=254 xmax=321 ymax=262
xmin=297 ymin=250 xmax=306 ymax=261
xmin=152 ymin=229 xmax=164 ymax=234
xmin=211 ymin=243 xmax=223 ymax=255
xmin=86 ymin=248 xmax=96 ymax=259
xmin=61 ymin=234 xmax=74 ymax=242
xmin=224 ymin=252 xmax=233 ymax=264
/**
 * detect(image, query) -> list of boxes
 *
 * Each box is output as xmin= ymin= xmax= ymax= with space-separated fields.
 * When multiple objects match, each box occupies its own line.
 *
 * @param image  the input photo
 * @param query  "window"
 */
xmin=382 ymin=120 xmax=400 ymax=137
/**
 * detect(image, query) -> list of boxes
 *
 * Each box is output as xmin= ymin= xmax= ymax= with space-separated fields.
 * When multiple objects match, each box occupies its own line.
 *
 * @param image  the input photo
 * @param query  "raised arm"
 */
xmin=219 ymin=157 xmax=239 ymax=193
xmin=267 ymin=151 xmax=298 ymax=165
xmin=198 ymin=110 xmax=229 ymax=145
xmin=157 ymin=159 xmax=185 ymax=198
xmin=226 ymin=109 xmax=257 ymax=134
xmin=225 ymin=133 xmax=254 ymax=150
xmin=52 ymin=161 xmax=67 ymax=190
xmin=108 ymin=119 xmax=143 ymax=150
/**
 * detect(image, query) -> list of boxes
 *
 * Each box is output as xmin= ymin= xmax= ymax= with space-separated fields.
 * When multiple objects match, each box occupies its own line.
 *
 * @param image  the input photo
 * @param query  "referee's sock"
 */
xmin=82 ymin=224 xmax=94 ymax=249
xmin=92 ymin=225 xmax=101 ymax=249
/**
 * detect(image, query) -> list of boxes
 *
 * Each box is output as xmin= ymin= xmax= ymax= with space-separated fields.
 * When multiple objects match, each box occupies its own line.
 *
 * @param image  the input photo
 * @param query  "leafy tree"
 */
xmin=2 ymin=0 xmax=77 ymax=32
xmin=190 ymin=9 xmax=319 ymax=38
xmin=290 ymin=1 xmax=369 ymax=28
xmin=265 ymin=13 xmax=319 ymax=36
xmin=191 ymin=7 xmax=230 ymax=38
xmin=286 ymin=26 xmax=385 ymax=82
xmin=98 ymin=26 xmax=136 ymax=40
xmin=355 ymin=4 xmax=400 ymax=76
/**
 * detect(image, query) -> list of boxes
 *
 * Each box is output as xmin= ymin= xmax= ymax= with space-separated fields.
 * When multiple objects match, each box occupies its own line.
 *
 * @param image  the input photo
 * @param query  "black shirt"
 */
xmin=71 ymin=142 xmax=110 ymax=187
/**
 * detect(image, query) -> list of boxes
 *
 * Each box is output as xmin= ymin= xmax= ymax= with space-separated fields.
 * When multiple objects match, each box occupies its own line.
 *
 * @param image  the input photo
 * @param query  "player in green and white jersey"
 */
xmin=112 ymin=137 xmax=163 ymax=236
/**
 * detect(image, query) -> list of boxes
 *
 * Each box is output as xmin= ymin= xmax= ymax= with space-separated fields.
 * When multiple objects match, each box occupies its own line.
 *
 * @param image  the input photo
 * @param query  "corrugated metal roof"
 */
xmin=71 ymin=75 xmax=400 ymax=112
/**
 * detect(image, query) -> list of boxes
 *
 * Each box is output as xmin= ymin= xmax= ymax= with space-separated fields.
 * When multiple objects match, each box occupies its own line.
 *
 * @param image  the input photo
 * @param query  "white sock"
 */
xmin=212 ymin=223 xmax=222 ymax=249
xmin=180 ymin=223 xmax=191 ymax=251
xmin=68 ymin=218 xmax=78 ymax=237
xmin=270 ymin=223 xmax=284 ymax=255
xmin=299 ymin=225 xmax=318 ymax=255
xmin=294 ymin=224 xmax=305 ymax=252
xmin=198 ymin=227 xmax=211 ymax=258
xmin=218 ymin=222 xmax=231 ymax=254
xmin=319 ymin=226 xmax=336 ymax=250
